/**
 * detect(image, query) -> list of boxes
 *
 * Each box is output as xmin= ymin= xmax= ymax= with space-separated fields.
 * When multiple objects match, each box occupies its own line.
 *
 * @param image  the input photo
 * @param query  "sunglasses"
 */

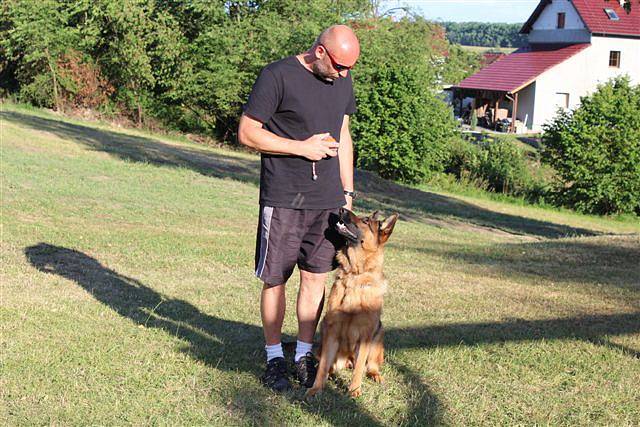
xmin=319 ymin=44 xmax=354 ymax=72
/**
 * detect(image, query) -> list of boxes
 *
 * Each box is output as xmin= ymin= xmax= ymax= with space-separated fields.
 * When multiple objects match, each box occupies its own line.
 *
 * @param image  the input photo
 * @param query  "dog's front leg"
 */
xmin=306 ymin=334 xmax=339 ymax=398
xmin=348 ymin=339 xmax=371 ymax=398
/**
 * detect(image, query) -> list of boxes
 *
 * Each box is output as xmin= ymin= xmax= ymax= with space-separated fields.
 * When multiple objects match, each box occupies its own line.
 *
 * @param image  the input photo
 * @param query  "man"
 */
xmin=238 ymin=25 xmax=360 ymax=392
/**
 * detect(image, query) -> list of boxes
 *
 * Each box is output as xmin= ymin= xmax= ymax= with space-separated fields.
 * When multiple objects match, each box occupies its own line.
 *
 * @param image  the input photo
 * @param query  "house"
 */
xmin=451 ymin=0 xmax=640 ymax=133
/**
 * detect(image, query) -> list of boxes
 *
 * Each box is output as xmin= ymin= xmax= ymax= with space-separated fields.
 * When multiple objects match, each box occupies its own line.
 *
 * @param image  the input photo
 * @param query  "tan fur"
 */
xmin=306 ymin=211 xmax=397 ymax=398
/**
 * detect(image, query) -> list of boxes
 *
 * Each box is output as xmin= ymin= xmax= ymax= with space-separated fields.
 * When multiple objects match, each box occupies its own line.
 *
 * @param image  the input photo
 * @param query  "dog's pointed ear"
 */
xmin=378 ymin=213 xmax=398 ymax=244
xmin=371 ymin=210 xmax=382 ymax=221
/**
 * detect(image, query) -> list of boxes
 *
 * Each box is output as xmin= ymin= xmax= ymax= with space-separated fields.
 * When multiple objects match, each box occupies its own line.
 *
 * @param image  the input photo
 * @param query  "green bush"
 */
xmin=542 ymin=77 xmax=640 ymax=215
xmin=444 ymin=136 xmax=481 ymax=179
xmin=351 ymin=18 xmax=458 ymax=184
xmin=18 ymin=74 xmax=55 ymax=108
xmin=477 ymin=137 xmax=533 ymax=195
xmin=444 ymin=136 xmax=544 ymax=198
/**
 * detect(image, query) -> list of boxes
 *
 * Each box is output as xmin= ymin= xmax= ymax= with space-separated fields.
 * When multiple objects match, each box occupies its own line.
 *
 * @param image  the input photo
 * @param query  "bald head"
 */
xmin=317 ymin=25 xmax=360 ymax=67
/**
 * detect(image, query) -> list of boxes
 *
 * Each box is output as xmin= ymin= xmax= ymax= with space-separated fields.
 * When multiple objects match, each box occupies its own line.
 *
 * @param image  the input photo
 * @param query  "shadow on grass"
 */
xmin=354 ymin=169 xmax=599 ymax=239
xmin=24 ymin=243 xmax=440 ymax=425
xmin=1 ymin=111 xmax=260 ymax=186
xmin=4 ymin=110 xmax=600 ymax=239
xmin=407 ymin=236 xmax=640 ymax=292
xmin=385 ymin=313 xmax=640 ymax=359
xmin=24 ymin=243 xmax=639 ymax=424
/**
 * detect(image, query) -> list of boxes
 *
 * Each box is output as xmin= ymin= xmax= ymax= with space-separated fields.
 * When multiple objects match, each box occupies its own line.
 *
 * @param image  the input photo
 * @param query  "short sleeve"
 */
xmin=243 ymin=67 xmax=281 ymax=124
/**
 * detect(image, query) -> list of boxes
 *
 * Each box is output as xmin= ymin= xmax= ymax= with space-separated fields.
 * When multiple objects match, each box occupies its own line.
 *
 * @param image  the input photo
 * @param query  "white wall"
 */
xmin=532 ymin=0 xmax=585 ymax=30
xmin=529 ymin=0 xmax=590 ymax=43
xmin=516 ymin=82 xmax=536 ymax=131
xmin=531 ymin=36 xmax=640 ymax=131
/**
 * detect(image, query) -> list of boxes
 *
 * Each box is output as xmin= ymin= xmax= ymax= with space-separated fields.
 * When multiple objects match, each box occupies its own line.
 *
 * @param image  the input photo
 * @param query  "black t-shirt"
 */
xmin=243 ymin=56 xmax=357 ymax=209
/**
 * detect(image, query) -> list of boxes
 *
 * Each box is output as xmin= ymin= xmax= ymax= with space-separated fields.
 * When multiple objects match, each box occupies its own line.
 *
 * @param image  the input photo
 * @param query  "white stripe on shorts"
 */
xmin=255 ymin=206 xmax=274 ymax=279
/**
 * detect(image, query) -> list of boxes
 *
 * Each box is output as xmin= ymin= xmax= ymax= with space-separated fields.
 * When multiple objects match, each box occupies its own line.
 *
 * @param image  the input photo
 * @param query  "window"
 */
xmin=557 ymin=12 xmax=566 ymax=29
xmin=555 ymin=93 xmax=570 ymax=109
xmin=604 ymin=8 xmax=620 ymax=20
xmin=609 ymin=51 xmax=621 ymax=67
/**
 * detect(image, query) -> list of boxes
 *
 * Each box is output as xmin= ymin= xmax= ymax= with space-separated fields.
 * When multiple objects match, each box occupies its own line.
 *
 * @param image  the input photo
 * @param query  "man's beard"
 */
xmin=312 ymin=61 xmax=338 ymax=82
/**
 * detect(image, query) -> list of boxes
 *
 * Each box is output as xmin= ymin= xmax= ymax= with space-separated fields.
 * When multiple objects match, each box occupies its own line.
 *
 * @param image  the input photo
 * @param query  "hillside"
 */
xmin=2 ymin=104 xmax=639 ymax=425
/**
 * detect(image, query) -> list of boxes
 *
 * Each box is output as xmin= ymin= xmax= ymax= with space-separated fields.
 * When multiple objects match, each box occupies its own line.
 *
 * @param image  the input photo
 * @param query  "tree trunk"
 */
xmin=45 ymin=48 xmax=62 ymax=112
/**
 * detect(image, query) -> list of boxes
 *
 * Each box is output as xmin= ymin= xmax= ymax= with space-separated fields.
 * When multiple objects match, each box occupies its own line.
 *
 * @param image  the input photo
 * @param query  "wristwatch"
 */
xmin=343 ymin=190 xmax=357 ymax=199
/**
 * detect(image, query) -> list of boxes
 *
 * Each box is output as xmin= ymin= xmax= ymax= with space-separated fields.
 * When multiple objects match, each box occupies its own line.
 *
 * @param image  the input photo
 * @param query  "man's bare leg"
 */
xmin=260 ymin=282 xmax=291 ymax=391
xmin=297 ymin=270 xmax=327 ymax=343
xmin=261 ymin=283 xmax=286 ymax=345
xmin=294 ymin=270 xmax=327 ymax=387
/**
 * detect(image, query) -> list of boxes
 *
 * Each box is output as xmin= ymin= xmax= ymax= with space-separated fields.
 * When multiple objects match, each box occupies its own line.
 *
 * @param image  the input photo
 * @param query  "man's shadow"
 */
xmin=25 ymin=243 xmax=441 ymax=425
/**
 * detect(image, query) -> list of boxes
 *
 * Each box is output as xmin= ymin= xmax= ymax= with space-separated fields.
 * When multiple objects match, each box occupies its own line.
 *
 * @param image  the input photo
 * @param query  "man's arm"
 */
xmin=238 ymin=114 xmax=339 ymax=161
xmin=338 ymin=115 xmax=354 ymax=210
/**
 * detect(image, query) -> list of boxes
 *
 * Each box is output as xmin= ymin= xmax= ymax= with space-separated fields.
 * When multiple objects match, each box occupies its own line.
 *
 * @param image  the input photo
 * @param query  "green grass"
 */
xmin=2 ymin=102 xmax=639 ymax=425
xmin=459 ymin=45 xmax=518 ymax=54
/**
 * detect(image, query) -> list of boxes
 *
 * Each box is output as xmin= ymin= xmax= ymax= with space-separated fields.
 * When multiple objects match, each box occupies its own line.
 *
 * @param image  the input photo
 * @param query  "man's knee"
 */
xmin=300 ymin=270 xmax=328 ymax=286
xmin=262 ymin=281 xmax=285 ymax=291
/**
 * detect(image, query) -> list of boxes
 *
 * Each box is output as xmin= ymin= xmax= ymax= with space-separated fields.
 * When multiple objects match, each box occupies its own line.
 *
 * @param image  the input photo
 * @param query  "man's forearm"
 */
xmin=338 ymin=132 xmax=354 ymax=192
xmin=238 ymin=119 xmax=301 ymax=156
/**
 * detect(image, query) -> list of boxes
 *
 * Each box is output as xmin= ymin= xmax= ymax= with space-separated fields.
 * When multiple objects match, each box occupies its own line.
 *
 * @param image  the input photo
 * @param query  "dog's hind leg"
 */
xmin=366 ymin=327 xmax=384 ymax=384
xmin=306 ymin=333 xmax=339 ymax=397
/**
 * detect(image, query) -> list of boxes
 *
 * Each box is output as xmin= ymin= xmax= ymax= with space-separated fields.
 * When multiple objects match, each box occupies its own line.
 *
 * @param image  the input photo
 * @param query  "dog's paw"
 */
xmin=349 ymin=386 xmax=362 ymax=398
xmin=367 ymin=372 xmax=383 ymax=383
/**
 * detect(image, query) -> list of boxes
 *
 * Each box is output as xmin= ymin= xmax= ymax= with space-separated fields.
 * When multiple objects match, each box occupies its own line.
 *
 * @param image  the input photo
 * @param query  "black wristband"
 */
xmin=343 ymin=190 xmax=357 ymax=199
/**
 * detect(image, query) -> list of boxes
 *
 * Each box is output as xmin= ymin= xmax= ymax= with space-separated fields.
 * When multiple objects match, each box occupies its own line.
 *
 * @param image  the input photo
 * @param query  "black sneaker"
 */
xmin=295 ymin=352 xmax=318 ymax=388
xmin=261 ymin=357 xmax=291 ymax=392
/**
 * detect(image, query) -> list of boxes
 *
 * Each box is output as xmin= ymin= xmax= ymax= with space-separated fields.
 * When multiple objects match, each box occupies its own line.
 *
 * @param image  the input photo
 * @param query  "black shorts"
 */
xmin=254 ymin=206 xmax=343 ymax=286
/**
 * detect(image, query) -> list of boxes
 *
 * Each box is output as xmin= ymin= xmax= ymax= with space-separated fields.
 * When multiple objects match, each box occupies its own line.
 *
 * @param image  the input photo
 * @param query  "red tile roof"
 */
xmin=522 ymin=0 xmax=640 ymax=37
xmin=572 ymin=0 xmax=640 ymax=37
xmin=455 ymin=44 xmax=590 ymax=93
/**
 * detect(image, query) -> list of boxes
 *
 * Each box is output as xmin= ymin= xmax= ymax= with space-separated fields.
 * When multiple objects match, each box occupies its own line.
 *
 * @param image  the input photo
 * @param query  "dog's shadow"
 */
xmin=24 ymin=243 xmax=441 ymax=425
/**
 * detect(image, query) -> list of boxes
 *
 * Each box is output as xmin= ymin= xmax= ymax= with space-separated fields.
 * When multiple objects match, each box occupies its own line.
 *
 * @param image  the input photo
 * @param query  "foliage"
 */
xmin=470 ymin=110 xmax=478 ymax=130
xmin=542 ymin=77 xmax=640 ymax=215
xmin=57 ymin=51 xmax=114 ymax=108
xmin=0 ymin=0 xmax=81 ymax=109
xmin=439 ymin=44 xmax=482 ymax=84
xmin=1 ymin=0 xmax=461 ymax=185
xmin=477 ymin=137 xmax=534 ymax=195
xmin=174 ymin=0 xmax=374 ymax=137
xmin=350 ymin=17 xmax=458 ymax=184
xmin=441 ymin=21 xmax=527 ymax=48
xmin=445 ymin=136 xmax=543 ymax=198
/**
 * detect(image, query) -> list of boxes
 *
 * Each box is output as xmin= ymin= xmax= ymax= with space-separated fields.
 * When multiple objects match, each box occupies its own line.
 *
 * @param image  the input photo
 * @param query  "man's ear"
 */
xmin=378 ymin=214 xmax=398 ymax=245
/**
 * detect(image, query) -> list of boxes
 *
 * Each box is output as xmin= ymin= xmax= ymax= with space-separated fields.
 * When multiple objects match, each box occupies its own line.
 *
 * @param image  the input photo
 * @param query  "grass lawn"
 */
xmin=1 ymin=103 xmax=639 ymax=425
xmin=459 ymin=45 xmax=518 ymax=54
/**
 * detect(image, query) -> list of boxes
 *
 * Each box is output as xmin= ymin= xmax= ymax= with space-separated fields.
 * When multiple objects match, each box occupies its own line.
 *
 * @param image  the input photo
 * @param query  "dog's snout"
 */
xmin=338 ymin=208 xmax=349 ymax=223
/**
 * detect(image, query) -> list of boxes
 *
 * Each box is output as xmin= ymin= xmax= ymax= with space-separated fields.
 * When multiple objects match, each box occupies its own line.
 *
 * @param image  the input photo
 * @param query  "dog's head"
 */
xmin=334 ymin=208 xmax=398 ymax=251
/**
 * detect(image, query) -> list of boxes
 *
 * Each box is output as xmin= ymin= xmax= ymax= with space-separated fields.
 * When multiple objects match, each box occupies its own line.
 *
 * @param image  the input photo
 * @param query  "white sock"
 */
xmin=265 ymin=343 xmax=284 ymax=362
xmin=295 ymin=340 xmax=313 ymax=362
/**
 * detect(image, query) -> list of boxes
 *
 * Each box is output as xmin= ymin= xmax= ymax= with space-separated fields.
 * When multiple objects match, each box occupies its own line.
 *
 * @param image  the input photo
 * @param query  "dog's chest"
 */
xmin=330 ymin=276 xmax=386 ymax=313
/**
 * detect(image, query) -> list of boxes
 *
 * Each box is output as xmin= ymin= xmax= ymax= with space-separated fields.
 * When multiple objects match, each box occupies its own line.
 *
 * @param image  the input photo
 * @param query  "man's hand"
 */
xmin=296 ymin=133 xmax=340 ymax=161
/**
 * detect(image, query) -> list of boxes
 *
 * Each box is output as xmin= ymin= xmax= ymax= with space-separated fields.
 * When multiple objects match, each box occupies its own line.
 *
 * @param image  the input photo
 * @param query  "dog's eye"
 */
xmin=362 ymin=218 xmax=369 ymax=224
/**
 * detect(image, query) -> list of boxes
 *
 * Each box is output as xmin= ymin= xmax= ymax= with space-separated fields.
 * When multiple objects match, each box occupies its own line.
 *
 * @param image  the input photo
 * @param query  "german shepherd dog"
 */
xmin=307 ymin=208 xmax=398 ymax=398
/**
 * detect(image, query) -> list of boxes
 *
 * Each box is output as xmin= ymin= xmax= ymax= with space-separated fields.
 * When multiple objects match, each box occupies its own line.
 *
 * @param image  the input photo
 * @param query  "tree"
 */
xmin=351 ymin=17 xmax=457 ymax=183
xmin=542 ymin=77 xmax=640 ymax=215
xmin=1 ymin=0 xmax=80 ymax=110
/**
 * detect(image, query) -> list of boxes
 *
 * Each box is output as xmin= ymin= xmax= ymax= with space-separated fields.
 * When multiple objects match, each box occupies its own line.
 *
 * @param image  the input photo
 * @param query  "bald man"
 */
xmin=238 ymin=25 xmax=360 ymax=392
